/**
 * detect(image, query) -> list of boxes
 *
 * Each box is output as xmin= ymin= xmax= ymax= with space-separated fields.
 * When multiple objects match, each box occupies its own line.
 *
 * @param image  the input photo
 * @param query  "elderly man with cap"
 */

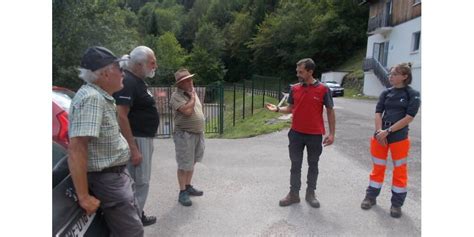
xmin=68 ymin=46 xmax=144 ymax=236
xmin=113 ymin=46 xmax=158 ymax=226
xmin=169 ymin=68 xmax=205 ymax=207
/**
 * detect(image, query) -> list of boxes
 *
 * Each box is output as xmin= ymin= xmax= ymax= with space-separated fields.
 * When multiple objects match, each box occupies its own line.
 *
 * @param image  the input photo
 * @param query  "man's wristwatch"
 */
xmin=386 ymin=127 xmax=392 ymax=134
xmin=276 ymin=107 xmax=280 ymax=112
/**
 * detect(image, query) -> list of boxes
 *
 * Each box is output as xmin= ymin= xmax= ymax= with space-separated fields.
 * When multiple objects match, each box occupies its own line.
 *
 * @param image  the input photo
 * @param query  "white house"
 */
xmin=360 ymin=0 xmax=421 ymax=97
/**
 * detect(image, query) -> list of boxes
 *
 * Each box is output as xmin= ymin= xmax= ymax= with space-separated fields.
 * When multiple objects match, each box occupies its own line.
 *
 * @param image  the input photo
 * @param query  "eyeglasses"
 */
xmin=387 ymin=72 xmax=402 ymax=77
xmin=112 ymin=62 xmax=124 ymax=73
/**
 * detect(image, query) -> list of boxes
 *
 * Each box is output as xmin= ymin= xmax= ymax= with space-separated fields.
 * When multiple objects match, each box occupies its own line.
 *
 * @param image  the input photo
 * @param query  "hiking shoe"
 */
xmin=141 ymin=211 xmax=157 ymax=226
xmin=279 ymin=192 xmax=300 ymax=207
xmin=305 ymin=191 xmax=320 ymax=208
xmin=361 ymin=197 xmax=376 ymax=210
xmin=178 ymin=191 xmax=192 ymax=206
xmin=390 ymin=206 xmax=402 ymax=218
xmin=186 ymin=185 xmax=203 ymax=196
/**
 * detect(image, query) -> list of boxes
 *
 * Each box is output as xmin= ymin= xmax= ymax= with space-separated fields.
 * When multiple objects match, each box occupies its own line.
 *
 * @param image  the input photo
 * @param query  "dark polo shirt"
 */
xmin=376 ymin=86 xmax=421 ymax=144
xmin=113 ymin=70 xmax=159 ymax=137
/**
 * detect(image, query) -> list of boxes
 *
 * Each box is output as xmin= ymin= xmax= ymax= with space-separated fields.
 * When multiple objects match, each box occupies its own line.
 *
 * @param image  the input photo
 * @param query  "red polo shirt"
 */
xmin=288 ymin=81 xmax=333 ymax=135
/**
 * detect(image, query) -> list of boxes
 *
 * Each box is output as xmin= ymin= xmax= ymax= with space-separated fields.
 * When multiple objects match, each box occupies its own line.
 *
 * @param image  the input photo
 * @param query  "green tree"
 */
xmin=177 ymin=0 xmax=212 ymax=50
xmin=53 ymin=0 xmax=368 ymax=89
xmin=177 ymin=0 xmax=196 ymax=11
xmin=186 ymin=46 xmax=226 ymax=85
xmin=53 ymin=0 xmax=141 ymax=89
xmin=118 ymin=0 xmax=152 ymax=12
xmin=223 ymin=11 xmax=255 ymax=82
xmin=152 ymin=32 xmax=188 ymax=85
xmin=306 ymin=0 xmax=369 ymax=70
xmin=185 ymin=22 xmax=226 ymax=84
xmin=248 ymin=0 xmax=368 ymax=81
xmin=244 ymin=0 xmax=279 ymax=26
xmin=138 ymin=2 xmax=184 ymax=36
xmin=194 ymin=22 xmax=224 ymax=58
xmin=204 ymin=0 xmax=246 ymax=29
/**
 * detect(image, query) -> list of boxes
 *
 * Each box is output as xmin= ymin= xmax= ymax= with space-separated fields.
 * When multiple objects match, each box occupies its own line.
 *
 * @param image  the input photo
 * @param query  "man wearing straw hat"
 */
xmin=170 ymin=68 xmax=205 ymax=207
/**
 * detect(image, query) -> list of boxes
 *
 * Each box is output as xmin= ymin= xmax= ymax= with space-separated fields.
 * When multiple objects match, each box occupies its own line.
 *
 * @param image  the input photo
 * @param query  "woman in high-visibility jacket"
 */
xmin=360 ymin=63 xmax=421 ymax=218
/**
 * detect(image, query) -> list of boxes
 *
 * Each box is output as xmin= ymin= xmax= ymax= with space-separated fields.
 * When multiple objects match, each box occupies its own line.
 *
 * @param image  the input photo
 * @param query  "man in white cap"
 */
xmin=169 ymin=68 xmax=205 ymax=207
xmin=68 ymin=46 xmax=144 ymax=236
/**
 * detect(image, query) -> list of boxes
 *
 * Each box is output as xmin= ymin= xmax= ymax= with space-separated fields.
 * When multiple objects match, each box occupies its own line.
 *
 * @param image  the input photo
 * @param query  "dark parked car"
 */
xmin=324 ymin=81 xmax=344 ymax=97
xmin=53 ymin=141 xmax=109 ymax=237
xmin=52 ymin=86 xmax=74 ymax=148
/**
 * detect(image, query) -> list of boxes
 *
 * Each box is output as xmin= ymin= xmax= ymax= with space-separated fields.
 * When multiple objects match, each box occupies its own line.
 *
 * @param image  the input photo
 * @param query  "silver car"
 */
xmin=324 ymin=81 xmax=344 ymax=97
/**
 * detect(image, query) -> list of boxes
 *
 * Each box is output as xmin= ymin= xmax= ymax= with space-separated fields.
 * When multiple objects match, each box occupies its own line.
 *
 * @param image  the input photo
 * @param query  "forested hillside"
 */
xmin=53 ymin=0 xmax=368 ymax=90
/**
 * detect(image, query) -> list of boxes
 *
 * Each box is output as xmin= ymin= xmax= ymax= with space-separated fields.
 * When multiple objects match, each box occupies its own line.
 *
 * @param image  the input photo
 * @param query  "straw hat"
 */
xmin=174 ymin=69 xmax=195 ymax=85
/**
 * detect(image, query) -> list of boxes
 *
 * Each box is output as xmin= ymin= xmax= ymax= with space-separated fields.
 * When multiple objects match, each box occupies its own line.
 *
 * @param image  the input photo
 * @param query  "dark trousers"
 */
xmin=88 ymin=169 xmax=144 ymax=237
xmin=288 ymin=129 xmax=323 ymax=193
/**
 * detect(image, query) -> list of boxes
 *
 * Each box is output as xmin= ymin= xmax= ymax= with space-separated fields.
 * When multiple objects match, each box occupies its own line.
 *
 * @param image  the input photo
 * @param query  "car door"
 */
xmin=52 ymin=142 xmax=109 ymax=237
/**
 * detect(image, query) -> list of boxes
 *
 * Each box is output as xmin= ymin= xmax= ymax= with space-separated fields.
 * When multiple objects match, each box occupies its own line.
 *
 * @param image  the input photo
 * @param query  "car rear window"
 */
xmin=52 ymin=91 xmax=72 ymax=111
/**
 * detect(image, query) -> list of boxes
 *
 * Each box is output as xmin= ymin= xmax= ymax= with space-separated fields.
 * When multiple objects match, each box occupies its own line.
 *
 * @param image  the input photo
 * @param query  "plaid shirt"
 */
xmin=69 ymin=83 xmax=130 ymax=172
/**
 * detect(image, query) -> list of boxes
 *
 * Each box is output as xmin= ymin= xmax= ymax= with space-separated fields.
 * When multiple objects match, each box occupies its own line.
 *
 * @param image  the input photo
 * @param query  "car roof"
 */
xmin=53 ymin=86 xmax=76 ymax=99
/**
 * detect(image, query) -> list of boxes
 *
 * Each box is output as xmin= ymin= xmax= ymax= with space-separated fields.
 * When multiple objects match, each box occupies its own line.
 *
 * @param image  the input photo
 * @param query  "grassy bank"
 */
xmin=337 ymin=48 xmax=377 ymax=100
xmin=337 ymin=48 xmax=366 ymax=72
xmin=206 ymin=91 xmax=291 ymax=139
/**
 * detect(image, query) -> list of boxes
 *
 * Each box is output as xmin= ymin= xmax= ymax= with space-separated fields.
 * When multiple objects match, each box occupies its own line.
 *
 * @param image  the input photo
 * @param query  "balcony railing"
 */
xmin=363 ymin=58 xmax=390 ymax=88
xmin=367 ymin=11 xmax=392 ymax=33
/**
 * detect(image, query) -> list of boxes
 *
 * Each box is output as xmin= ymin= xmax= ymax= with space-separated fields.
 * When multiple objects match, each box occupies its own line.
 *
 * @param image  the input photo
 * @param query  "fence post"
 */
xmin=233 ymin=83 xmax=236 ymax=127
xmin=251 ymin=77 xmax=254 ymax=115
xmin=242 ymin=81 xmax=245 ymax=120
xmin=262 ymin=77 xmax=266 ymax=108
xmin=278 ymin=77 xmax=282 ymax=101
xmin=219 ymin=82 xmax=224 ymax=134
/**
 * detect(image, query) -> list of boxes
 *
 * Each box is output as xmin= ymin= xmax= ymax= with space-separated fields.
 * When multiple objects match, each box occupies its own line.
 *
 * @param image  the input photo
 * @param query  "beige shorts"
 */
xmin=173 ymin=130 xmax=205 ymax=171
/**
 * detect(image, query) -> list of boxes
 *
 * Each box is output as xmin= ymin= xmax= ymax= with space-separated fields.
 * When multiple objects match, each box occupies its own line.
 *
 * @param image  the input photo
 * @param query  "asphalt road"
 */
xmin=143 ymin=97 xmax=421 ymax=236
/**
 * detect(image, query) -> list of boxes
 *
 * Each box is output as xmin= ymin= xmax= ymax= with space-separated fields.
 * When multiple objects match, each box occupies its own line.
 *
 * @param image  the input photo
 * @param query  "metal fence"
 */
xmin=224 ymin=74 xmax=285 ymax=126
xmin=148 ymin=75 xmax=284 ymax=136
xmin=149 ymin=83 xmax=224 ymax=138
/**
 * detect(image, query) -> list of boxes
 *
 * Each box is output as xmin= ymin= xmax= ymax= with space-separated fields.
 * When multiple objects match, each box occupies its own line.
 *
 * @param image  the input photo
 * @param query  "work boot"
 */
xmin=361 ymin=197 xmax=377 ymax=210
xmin=390 ymin=206 xmax=402 ymax=218
xmin=279 ymin=191 xmax=300 ymax=207
xmin=305 ymin=191 xmax=320 ymax=208
xmin=178 ymin=191 xmax=192 ymax=206
xmin=141 ymin=211 xmax=157 ymax=226
xmin=186 ymin=185 xmax=204 ymax=196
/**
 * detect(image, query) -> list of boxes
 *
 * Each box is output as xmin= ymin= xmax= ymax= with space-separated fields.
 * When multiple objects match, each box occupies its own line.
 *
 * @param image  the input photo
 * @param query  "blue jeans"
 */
xmin=288 ymin=129 xmax=323 ymax=193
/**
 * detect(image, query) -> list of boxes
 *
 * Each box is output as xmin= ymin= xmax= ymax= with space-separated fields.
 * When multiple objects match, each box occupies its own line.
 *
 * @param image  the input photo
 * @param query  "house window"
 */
xmin=373 ymin=41 xmax=389 ymax=67
xmin=388 ymin=0 xmax=393 ymax=15
xmin=412 ymin=31 xmax=421 ymax=52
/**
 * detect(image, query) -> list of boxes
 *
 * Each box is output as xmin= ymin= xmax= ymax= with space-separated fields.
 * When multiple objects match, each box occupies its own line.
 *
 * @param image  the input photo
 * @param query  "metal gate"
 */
xmin=149 ymin=83 xmax=224 ymax=138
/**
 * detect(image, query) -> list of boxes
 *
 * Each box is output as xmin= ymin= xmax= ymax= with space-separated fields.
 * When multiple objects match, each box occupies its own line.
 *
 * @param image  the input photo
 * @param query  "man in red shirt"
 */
xmin=266 ymin=58 xmax=336 ymax=208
